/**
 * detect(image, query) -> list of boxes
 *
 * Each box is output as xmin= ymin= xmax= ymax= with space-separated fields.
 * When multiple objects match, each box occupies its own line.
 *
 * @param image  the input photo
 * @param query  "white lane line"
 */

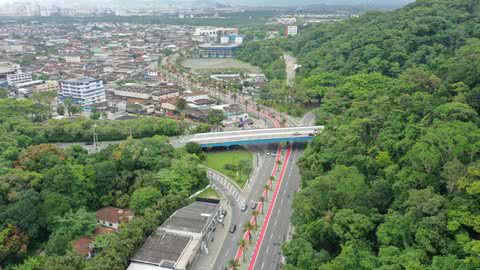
xmin=274 ymin=220 xmax=278 ymax=227
xmin=261 ymin=261 xmax=265 ymax=269
xmin=266 ymin=246 xmax=270 ymax=255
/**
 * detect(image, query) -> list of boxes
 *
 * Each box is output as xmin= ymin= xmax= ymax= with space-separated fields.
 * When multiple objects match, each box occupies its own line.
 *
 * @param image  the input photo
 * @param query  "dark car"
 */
xmin=229 ymin=224 xmax=237 ymax=233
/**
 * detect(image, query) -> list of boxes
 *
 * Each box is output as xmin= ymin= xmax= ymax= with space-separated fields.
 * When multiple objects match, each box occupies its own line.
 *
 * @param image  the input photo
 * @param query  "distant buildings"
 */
xmin=59 ymin=77 xmax=106 ymax=106
xmin=193 ymin=27 xmax=239 ymax=43
xmin=196 ymin=43 xmax=240 ymax=58
xmin=193 ymin=27 xmax=243 ymax=58
xmin=212 ymin=104 xmax=249 ymax=127
xmin=0 ymin=61 xmax=20 ymax=80
xmin=286 ymin=25 xmax=298 ymax=36
xmin=127 ymin=199 xmax=220 ymax=270
xmin=15 ymin=80 xmax=59 ymax=96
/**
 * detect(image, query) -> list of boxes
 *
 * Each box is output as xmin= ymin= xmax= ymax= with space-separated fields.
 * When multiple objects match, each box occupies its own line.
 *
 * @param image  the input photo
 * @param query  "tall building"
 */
xmin=7 ymin=72 xmax=32 ymax=86
xmin=59 ymin=77 xmax=106 ymax=106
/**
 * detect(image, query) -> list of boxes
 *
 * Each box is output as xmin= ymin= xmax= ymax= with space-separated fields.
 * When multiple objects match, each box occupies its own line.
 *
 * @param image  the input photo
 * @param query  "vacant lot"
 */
xmin=205 ymin=149 xmax=253 ymax=188
xmin=183 ymin=58 xmax=262 ymax=74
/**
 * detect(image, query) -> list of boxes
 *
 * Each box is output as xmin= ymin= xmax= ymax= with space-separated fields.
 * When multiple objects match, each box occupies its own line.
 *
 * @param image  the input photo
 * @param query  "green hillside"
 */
xmin=258 ymin=1 xmax=480 ymax=269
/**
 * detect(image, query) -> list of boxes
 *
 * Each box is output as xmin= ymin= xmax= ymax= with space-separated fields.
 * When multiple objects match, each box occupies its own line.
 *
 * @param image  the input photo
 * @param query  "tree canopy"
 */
xmin=274 ymin=0 xmax=480 ymax=269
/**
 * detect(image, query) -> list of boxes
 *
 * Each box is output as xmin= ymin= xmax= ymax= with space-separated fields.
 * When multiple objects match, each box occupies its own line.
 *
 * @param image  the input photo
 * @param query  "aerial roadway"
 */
xmin=189 ymin=126 xmax=323 ymax=148
xmin=206 ymin=110 xmax=317 ymax=270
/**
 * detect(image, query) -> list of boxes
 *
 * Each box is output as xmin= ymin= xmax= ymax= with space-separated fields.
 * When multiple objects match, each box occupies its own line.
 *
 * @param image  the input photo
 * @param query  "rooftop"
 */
xmin=161 ymin=201 xmax=218 ymax=234
xmin=63 ymin=77 xmax=101 ymax=84
xmin=130 ymin=231 xmax=190 ymax=267
xmin=96 ymin=207 xmax=134 ymax=224
xmin=198 ymin=43 xmax=240 ymax=49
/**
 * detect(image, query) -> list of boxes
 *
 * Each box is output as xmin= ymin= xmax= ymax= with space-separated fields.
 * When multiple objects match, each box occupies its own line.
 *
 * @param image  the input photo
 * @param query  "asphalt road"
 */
xmin=248 ymin=113 xmax=315 ymax=270
xmin=212 ymin=144 xmax=281 ymax=270
xmin=250 ymin=143 xmax=302 ymax=270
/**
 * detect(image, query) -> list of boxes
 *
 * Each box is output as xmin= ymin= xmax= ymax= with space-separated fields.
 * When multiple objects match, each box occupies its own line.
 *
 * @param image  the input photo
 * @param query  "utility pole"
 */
xmin=93 ymin=123 xmax=97 ymax=153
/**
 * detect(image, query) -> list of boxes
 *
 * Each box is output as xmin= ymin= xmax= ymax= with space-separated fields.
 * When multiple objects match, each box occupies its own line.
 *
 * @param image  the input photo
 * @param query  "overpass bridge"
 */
xmin=189 ymin=126 xmax=323 ymax=148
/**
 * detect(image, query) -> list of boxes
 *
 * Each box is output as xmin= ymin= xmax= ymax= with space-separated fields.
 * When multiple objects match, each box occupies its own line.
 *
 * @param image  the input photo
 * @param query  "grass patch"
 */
xmin=197 ymin=187 xmax=221 ymax=200
xmin=205 ymin=149 xmax=253 ymax=188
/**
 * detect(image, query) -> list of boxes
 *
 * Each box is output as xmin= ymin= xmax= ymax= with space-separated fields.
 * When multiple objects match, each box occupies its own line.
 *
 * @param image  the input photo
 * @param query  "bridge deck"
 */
xmin=189 ymin=126 xmax=323 ymax=147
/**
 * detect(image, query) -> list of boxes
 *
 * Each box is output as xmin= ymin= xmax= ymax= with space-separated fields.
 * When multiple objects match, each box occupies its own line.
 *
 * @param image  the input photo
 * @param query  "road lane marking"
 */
xmin=247 ymin=146 xmax=292 ymax=270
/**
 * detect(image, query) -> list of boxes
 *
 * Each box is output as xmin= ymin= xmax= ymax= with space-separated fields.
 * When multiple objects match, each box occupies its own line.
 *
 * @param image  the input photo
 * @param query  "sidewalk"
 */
xmin=192 ymin=197 xmax=232 ymax=270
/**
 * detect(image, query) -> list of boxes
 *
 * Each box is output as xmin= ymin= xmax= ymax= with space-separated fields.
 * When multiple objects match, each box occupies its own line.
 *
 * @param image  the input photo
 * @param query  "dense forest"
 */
xmin=0 ymin=98 xmax=209 ymax=269
xmin=264 ymin=0 xmax=480 ymax=269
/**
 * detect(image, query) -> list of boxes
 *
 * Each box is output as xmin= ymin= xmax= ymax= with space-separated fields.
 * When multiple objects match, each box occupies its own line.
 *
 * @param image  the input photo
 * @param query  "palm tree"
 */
xmin=263 ymin=184 xmax=271 ymax=201
xmin=269 ymin=175 xmax=276 ymax=188
xmin=243 ymin=221 xmax=255 ymax=244
xmin=239 ymin=239 xmax=249 ymax=262
xmin=228 ymin=258 xmax=240 ymax=270
xmin=258 ymin=197 xmax=265 ymax=214
xmin=276 ymin=159 xmax=282 ymax=166
xmin=252 ymin=209 xmax=260 ymax=226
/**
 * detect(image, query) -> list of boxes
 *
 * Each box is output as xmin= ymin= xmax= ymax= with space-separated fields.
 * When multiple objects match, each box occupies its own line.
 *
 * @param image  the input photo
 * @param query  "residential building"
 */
xmin=65 ymin=55 xmax=82 ymax=63
xmin=7 ymin=72 xmax=32 ymax=86
xmin=127 ymin=199 xmax=221 ymax=270
xmin=212 ymin=104 xmax=249 ymax=126
xmin=182 ymin=91 xmax=210 ymax=103
xmin=286 ymin=25 xmax=298 ymax=36
xmin=71 ymin=227 xmax=115 ymax=259
xmin=15 ymin=80 xmax=59 ymax=95
xmin=0 ymin=61 xmax=20 ymax=79
xmin=59 ymin=77 xmax=106 ymax=106
xmin=95 ymin=207 xmax=134 ymax=231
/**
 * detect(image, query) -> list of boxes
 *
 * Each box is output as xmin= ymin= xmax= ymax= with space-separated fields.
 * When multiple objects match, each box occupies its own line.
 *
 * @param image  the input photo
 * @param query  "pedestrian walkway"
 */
xmin=192 ymin=199 xmax=233 ymax=270
xmin=207 ymin=169 xmax=246 ymax=207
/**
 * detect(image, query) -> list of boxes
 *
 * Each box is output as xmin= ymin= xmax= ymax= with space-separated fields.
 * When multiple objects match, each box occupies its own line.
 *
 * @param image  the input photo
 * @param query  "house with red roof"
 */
xmin=95 ymin=207 xmax=134 ymax=231
xmin=71 ymin=227 xmax=115 ymax=259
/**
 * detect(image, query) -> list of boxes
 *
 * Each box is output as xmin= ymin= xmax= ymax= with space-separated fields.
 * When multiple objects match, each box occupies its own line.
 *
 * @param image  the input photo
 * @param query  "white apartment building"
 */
xmin=7 ymin=72 xmax=32 ymax=86
xmin=60 ymin=77 xmax=106 ymax=106
xmin=287 ymin=25 xmax=298 ymax=36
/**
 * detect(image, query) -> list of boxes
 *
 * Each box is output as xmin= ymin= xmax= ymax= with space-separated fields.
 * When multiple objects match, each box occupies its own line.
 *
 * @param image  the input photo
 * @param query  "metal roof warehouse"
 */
xmin=127 ymin=199 xmax=220 ymax=270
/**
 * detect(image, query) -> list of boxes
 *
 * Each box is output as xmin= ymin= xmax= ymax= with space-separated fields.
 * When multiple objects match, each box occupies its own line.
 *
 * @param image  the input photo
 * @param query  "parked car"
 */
xmin=250 ymin=201 xmax=258 ymax=209
xmin=221 ymin=209 xmax=227 ymax=216
xmin=229 ymin=224 xmax=237 ymax=233
xmin=241 ymin=203 xmax=248 ymax=211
